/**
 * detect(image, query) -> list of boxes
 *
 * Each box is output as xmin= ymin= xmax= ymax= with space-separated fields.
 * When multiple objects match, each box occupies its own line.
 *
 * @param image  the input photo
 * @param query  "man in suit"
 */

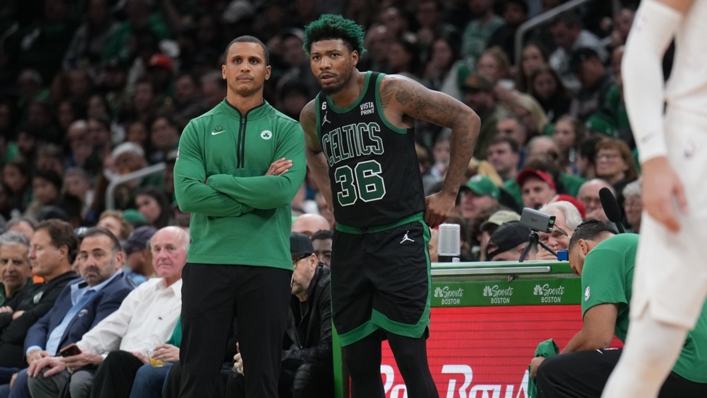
xmin=0 ymin=220 xmax=79 ymax=379
xmin=0 ymin=227 xmax=135 ymax=398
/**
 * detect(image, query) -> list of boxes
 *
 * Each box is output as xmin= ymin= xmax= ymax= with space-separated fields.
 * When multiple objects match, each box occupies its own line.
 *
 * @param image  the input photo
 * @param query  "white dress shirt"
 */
xmin=76 ymin=278 xmax=182 ymax=355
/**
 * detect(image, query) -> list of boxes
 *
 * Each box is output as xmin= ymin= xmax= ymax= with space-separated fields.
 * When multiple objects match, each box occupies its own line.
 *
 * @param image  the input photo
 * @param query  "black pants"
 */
xmin=343 ymin=329 xmax=438 ymax=398
xmin=536 ymin=348 xmax=707 ymax=398
xmin=90 ymin=351 xmax=144 ymax=398
xmin=227 ymin=361 xmax=334 ymax=398
xmin=179 ymin=264 xmax=291 ymax=398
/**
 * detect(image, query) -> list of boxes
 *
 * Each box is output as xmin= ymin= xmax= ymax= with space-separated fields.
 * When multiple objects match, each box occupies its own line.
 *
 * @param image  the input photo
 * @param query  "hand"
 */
xmin=535 ymin=246 xmax=557 ymax=261
xmin=233 ymin=352 xmax=244 ymax=375
xmin=9 ymin=372 xmax=17 ymax=388
xmin=27 ymin=349 xmax=50 ymax=365
xmin=61 ymin=350 xmax=102 ymax=370
xmin=12 ymin=311 xmax=24 ymax=320
xmin=641 ymin=157 xmax=688 ymax=232
xmin=266 ymin=158 xmax=292 ymax=177
xmin=0 ymin=306 xmax=13 ymax=313
xmin=424 ymin=191 xmax=457 ymax=228
xmin=530 ymin=357 xmax=546 ymax=378
xmin=28 ymin=357 xmax=65 ymax=378
xmin=132 ymin=351 xmax=149 ymax=365
xmin=152 ymin=344 xmax=180 ymax=363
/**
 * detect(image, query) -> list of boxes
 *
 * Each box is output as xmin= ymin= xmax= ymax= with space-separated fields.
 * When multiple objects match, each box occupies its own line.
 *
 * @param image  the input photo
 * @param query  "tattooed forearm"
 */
xmin=389 ymin=77 xmax=479 ymax=193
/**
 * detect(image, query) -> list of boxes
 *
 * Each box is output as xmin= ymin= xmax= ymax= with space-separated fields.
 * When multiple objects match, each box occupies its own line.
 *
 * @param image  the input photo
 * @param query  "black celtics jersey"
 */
xmin=315 ymin=71 xmax=426 ymax=229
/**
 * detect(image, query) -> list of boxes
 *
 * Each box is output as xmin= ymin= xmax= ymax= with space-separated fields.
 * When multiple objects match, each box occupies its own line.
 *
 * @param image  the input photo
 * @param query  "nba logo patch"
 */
xmin=584 ymin=286 xmax=591 ymax=301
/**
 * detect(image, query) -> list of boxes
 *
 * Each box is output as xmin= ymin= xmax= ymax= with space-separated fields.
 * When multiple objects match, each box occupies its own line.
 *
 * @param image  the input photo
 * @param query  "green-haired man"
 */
xmin=299 ymin=14 xmax=481 ymax=398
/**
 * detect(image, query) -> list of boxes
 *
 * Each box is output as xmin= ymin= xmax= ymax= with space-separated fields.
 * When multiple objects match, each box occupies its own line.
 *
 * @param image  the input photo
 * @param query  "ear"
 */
xmin=351 ymin=50 xmax=359 ymax=66
xmin=59 ymin=245 xmax=69 ymax=260
xmin=264 ymin=65 xmax=272 ymax=81
xmin=115 ymin=250 xmax=125 ymax=267
xmin=221 ymin=64 xmax=227 ymax=80
xmin=577 ymin=239 xmax=589 ymax=260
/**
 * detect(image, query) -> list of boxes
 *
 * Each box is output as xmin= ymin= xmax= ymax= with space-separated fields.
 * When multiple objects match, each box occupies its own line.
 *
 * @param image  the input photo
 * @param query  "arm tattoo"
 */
xmin=391 ymin=77 xmax=479 ymax=193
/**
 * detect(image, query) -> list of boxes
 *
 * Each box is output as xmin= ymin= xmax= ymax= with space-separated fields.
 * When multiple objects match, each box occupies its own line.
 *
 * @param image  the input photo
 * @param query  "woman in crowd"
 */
xmin=516 ymin=42 xmax=549 ymax=93
xmin=529 ymin=66 xmax=572 ymax=123
xmin=476 ymin=46 xmax=511 ymax=84
xmin=552 ymin=115 xmax=583 ymax=175
xmin=134 ymin=188 xmax=172 ymax=229
xmin=424 ymin=35 xmax=460 ymax=91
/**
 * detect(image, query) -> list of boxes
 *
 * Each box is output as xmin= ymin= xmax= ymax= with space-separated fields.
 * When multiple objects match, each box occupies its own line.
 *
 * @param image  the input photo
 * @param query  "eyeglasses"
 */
xmin=292 ymin=255 xmax=309 ymax=269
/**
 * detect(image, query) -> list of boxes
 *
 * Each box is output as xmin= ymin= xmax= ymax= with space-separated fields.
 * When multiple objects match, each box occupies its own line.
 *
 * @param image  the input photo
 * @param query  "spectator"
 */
xmin=0 ymin=220 xmax=78 ymax=371
xmin=476 ymin=47 xmax=511 ymax=84
xmin=3 ymin=160 xmax=32 ymax=214
xmin=508 ymin=93 xmax=548 ymax=141
xmin=97 ymin=211 xmax=133 ymax=241
xmin=536 ymin=201 xmax=582 ymax=260
xmin=552 ymin=115 xmax=582 ymax=174
xmin=486 ymin=136 xmax=520 ymax=182
xmin=461 ymin=74 xmax=505 ymax=159
xmin=171 ymin=74 xmax=208 ymax=130
xmin=0 ymin=183 xmax=12 ymax=224
xmin=24 ymin=170 xmax=63 ymax=221
xmin=576 ymin=135 xmax=602 ymax=179
xmin=486 ymin=221 xmax=536 ymax=261
xmin=517 ymin=168 xmax=557 ymax=210
xmin=460 ymin=0 xmax=504 ymax=67
xmin=122 ymin=226 xmax=158 ymax=286
xmin=1 ymin=228 xmax=135 ymax=398
xmin=487 ymin=0 xmax=529 ymax=63
xmin=229 ymin=232 xmax=333 ymax=398
xmin=63 ymin=0 xmax=118 ymax=69
xmin=0 ymin=232 xmax=33 ymax=309
xmin=516 ymin=42 xmax=549 ymax=93
xmin=568 ymin=47 xmax=615 ymax=122
xmin=277 ymin=82 xmax=310 ymax=121
xmin=477 ymin=210 xmax=520 ymax=261
xmin=361 ymin=25 xmax=393 ymax=73
xmin=594 ymin=138 xmax=638 ymax=198
xmin=163 ymin=150 xmax=178 ymax=205
xmin=278 ymin=29 xmax=320 ymax=99
xmin=609 ymin=8 xmax=635 ymax=49
xmin=458 ymin=175 xmax=500 ymax=223
xmin=125 ymin=121 xmax=151 ymax=154
xmin=147 ymin=54 xmax=174 ymax=96
xmin=496 ymin=114 xmax=528 ymax=154
xmin=134 ymin=188 xmax=171 ymax=230
xmin=387 ymin=37 xmax=423 ymax=82
xmin=87 ymin=117 xmax=113 ymax=160
xmin=548 ymin=12 xmax=607 ymax=92
xmin=27 ymin=227 xmax=187 ymax=398
xmin=200 ymin=71 xmax=226 ymax=109
xmin=526 ymin=136 xmax=560 ymax=164
xmin=148 ymin=116 xmax=180 ymax=165
xmin=311 ymin=230 xmax=332 ymax=267
xmin=577 ymin=179 xmax=614 ymax=223
xmin=35 ymin=144 xmax=65 ymax=177
xmin=95 ymin=59 xmax=130 ymax=116
xmin=425 ymin=35 xmax=461 ymax=93
xmin=622 ymin=179 xmax=642 ymax=234
xmin=102 ymin=0 xmax=171 ymax=62
xmin=529 ymin=66 xmax=572 ymax=123
xmin=126 ymin=77 xmax=161 ymax=127
xmin=291 ymin=214 xmax=331 ymax=238
xmin=63 ymin=169 xmax=94 ymax=220
xmin=4 ymin=219 xmax=37 ymax=243
xmin=64 ymin=121 xmax=99 ymax=177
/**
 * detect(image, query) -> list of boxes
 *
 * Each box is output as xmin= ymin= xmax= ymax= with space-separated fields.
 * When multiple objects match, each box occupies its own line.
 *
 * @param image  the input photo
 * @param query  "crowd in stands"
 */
xmin=0 ymin=0 xmax=649 ymax=395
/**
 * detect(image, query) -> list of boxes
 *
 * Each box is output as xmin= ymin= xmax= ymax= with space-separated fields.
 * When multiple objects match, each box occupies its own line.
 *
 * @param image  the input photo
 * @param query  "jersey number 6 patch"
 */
xmin=334 ymin=160 xmax=387 ymax=206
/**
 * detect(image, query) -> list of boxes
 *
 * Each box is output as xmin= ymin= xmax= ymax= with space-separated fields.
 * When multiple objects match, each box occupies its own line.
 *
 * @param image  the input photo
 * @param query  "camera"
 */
xmin=519 ymin=208 xmax=556 ymax=233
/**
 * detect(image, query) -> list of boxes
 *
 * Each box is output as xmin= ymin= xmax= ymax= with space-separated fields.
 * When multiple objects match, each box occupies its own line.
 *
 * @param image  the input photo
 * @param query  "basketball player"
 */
xmin=603 ymin=0 xmax=707 ymax=397
xmin=300 ymin=15 xmax=480 ymax=398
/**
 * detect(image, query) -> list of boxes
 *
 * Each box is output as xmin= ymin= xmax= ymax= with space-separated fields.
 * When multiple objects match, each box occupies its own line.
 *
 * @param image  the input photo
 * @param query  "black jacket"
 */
xmin=0 ymin=270 xmax=78 ymax=368
xmin=282 ymin=265 xmax=331 ymax=368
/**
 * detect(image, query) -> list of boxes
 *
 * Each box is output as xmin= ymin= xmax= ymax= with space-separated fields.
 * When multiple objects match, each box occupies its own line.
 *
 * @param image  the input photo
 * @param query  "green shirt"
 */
xmin=174 ymin=100 xmax=306 ymax=269
xmin=460 ymin=16 xmax=504 ymax=66
xmin=581 ymin=234 xmax=707 ymax=383
xmin=166 ymin=317 xmax=181 ymax=348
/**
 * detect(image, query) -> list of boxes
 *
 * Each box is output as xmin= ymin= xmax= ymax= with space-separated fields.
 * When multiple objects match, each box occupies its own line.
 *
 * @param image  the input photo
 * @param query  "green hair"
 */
xmin=303 ymin=14 xmax=366 ymax=56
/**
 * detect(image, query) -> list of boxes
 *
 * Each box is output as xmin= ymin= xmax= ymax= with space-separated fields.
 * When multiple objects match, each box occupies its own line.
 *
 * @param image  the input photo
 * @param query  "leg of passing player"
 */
xmin=343 ymin=332 xmax=385 ymax=398
xmin=601 ymin=310 xmax=688 ymax=397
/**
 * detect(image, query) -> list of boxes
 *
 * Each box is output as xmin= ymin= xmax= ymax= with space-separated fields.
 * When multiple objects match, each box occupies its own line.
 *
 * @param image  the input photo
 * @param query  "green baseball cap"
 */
xmin=123 ymin=209 xmax=148 ymax=223
xmin=584 ymin=113 xmax=616 ymax=137
xmin=462 ymin=175 xmax=500 ymax=201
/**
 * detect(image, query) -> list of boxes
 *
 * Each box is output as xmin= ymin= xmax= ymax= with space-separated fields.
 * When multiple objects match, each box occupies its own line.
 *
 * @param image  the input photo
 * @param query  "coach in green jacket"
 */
xmin=174 ymin=35 xmax=306 ymax=398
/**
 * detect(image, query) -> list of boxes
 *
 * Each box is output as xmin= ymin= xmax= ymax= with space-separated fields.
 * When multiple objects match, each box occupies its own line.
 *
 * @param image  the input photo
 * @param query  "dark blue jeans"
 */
xmin=0 ymin=367 xmax=30 ymax=398
xmin=127 ymin=363 xmax=173 ymax=398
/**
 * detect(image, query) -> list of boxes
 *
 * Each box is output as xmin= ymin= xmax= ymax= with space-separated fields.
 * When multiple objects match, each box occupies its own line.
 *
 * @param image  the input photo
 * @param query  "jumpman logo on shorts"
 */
xmin=400 ymin=231 xmax=414 ymax=244
xmin=322 ymin=111 xmax=331 ymax=126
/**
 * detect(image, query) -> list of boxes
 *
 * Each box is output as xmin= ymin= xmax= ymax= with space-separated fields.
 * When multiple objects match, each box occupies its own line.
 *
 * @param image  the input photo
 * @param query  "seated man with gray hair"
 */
xmin=622 ymin=179 xmax=642 ymax=234
xmin=536 ymin=201 xmax=583 ymax=260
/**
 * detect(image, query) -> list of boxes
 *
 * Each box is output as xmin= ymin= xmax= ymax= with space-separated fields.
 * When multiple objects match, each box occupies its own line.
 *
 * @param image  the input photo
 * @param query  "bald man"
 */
xmin=577 ymin=179 xmax=614 ymax=222
xmin=292 ymin=214 xmax=331 ymax=237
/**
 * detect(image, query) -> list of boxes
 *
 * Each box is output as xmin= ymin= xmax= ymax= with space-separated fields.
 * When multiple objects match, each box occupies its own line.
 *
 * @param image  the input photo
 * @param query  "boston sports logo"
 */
xmin=533 ymin=284 xmax=566 ymax=303
xmin=434 ymin=286 xmax=464 ymax=305
xmin=482 ymin=285 xmax=513 ymax=304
